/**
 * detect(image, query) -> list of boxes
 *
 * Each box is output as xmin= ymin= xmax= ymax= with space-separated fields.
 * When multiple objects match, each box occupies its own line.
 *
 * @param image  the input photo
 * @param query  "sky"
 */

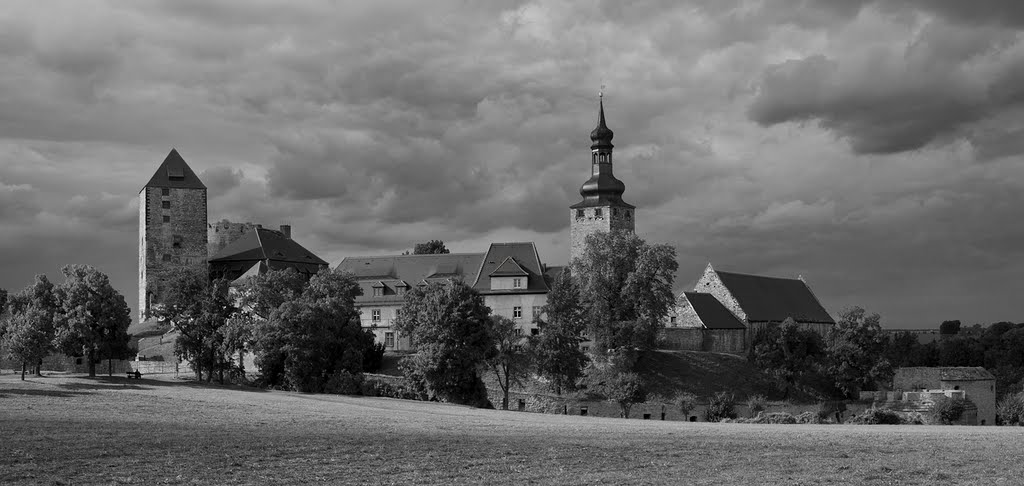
xmin=1 ymin=0 xmax=1023 ymax=328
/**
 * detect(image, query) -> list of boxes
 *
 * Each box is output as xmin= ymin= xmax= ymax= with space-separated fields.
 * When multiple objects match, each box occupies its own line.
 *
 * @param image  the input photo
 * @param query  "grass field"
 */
xmin=1 ymin=373 xmax=1021 ymax=485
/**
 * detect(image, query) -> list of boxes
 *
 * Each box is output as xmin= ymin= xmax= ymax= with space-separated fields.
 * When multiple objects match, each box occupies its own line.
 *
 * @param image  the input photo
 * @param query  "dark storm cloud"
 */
xmin=748 ymin=11 xmax=1024 ymax=156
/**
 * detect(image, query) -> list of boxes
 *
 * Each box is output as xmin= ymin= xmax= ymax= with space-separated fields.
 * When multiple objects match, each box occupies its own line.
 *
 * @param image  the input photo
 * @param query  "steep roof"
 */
xmin=683 ymin=292 xmax=746 ymax=330
xmin=209 ymin=228 xmax=328 ymax=279
xmin=715 ymin=270 xmax=834 ymax=324
xmin=472 ymin=242 xmax=550 ymax=294
xmin=939 ymin=367 xmax=995 ymax=381
xmin=336 ymin=253 xmax=485 ymax=304
xmin=143 ymin=148 xmax=206 ymax=190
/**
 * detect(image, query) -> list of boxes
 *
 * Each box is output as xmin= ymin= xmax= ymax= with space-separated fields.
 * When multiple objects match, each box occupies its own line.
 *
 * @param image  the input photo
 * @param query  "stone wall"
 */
xmin=208 ymin=220 xmax=261 ymax=257
xmin=660 ymin=328 xmax=746 ymax=354
xmin=139 ymin=185 xmax=208 ymax=320
xmin=568 ymin=206 xmax=635 ymax=265
xmin=693 ymin=265 xmax=747 ymax=323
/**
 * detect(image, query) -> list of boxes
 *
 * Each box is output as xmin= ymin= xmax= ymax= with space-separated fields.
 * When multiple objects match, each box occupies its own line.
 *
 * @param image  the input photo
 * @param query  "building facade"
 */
xmin=138 ymin=149 xmax=208 ymax=320
xmin=569 ymin=95 xmax=635 ymax=265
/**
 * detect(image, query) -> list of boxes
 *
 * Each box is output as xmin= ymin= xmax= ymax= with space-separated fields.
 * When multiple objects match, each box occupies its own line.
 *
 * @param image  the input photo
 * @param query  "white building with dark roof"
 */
xmin=336 ymin=242 xmax=553 ymax=351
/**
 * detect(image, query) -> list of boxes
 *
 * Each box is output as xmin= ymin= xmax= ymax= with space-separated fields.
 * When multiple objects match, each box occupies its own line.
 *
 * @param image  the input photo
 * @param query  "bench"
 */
xmin=126 ymin=371 xmax=142 ymax=379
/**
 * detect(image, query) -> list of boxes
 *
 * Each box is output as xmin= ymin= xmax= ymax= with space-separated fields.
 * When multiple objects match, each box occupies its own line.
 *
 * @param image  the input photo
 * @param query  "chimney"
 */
xmin=280 ymin=224 xmax=291 ymax=239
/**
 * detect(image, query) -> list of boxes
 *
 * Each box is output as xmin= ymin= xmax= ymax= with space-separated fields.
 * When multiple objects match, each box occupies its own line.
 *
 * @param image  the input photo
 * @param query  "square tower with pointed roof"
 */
xmin=138 ymin=149 xmax=208 ymax=320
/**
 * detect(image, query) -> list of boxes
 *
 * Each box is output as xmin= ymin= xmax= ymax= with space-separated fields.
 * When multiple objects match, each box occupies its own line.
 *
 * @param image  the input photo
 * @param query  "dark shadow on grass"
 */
xmin=69 ymin=375 xmax=271 ymax=393
xmin=2 ymin=388 xmax=93 ymax=398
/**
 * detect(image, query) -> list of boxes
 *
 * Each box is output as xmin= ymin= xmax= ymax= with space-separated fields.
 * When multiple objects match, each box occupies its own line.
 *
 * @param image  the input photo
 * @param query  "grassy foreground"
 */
xmin=1 ymin=373 xmax=1021 ymax=485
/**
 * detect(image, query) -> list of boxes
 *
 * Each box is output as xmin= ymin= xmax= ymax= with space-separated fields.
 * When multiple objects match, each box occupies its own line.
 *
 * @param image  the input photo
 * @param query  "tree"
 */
xmin=750 ymin=318 xmax=825 ymax=398
xmin=572 ymin=230 xmax=677 ymax=353
xmin=825 ymin=307 xmax=892 ymax=397
xmin=939 ymin=320 xmax=961 ymax=336
xmin=251 ymin=270 xmax=372 ymax=392
xmin=413 ymin=240 xmax=449 ymax=255
xmin=394 ymin=279 xmax=494 ymax=406
xmin=531 ymin=269 xmax=588 ymax=394
xmin=675 ymin=391 xmax=698 ymax=419
xmin=1 ymin=276 xmax=58 ymax=379
xmin=52 ymin=266 xmax=131 ymax=378
xmin=235 ymin=268 xmax=308 ymax=321
xmin=484 ymin=316 xmax=532 ymax=410
xmin=585 ymin=351 xmax=647 ymax=418
xmin=154 ymin=267 xmax=237 ymax=382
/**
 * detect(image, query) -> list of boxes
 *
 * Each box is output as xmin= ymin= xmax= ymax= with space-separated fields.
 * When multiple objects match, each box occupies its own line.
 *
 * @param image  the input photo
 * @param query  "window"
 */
xmin=397 ymin=286 xmax=406 ymax=296
xmin=161 ymin=253 xmax=171 ymax=262
xmin=530 ymin=328 xmax=539 ymax=336
xmin=161 ymin=187 xmax=170 ymax=196
xmin=384 ymin=331 xmax=395 ymax=348
xmin=625 ymin=210 xmax=631 ymax=220
xmin=513 ymin=278 xmax=522 ymax=289
xmin=172 ymin=235 xmax=183 ymax=249
xmin=576 ymin=209 xmax=584 ymax=219
xmin=670 ymin=316 xmax=677 ymax=326
xmin=612 ymin=208 xmax=618 ymax=217
xmin=532 ymin=306 xmax=542 ymax=320
xmin=161 ymin=200 xmax=170 ymax=209
xmin=594 ymin=208 xmax=602 ymax=218
xmin=162 ymin=215 xmax=170 ymax=223
xmin=580 ymin=407 xmax=588 ymax=416
xmin=582 ymin=346 xmax=589 ymax=352
xmin=513 ymin=306 xmax=522 ymax=319
xmin=372 ymin=287 xmax=383 ymax=297
xmin=514 ymin=328 xmax=522 ymax=336
xmin=371 ymin=309 xmax=381 ymax=323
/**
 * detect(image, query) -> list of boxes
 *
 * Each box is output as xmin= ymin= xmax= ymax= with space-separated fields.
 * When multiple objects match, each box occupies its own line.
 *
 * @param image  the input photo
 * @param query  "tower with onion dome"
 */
xmin=569 ymin=94 xmax=635 ymax=264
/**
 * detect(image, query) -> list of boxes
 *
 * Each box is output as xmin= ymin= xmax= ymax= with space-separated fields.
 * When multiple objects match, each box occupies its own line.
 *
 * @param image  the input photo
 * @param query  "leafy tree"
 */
xmin=484 ymin=316 xmax=532 ymax=410
xmin=1 ymin=276 xmax=58 ymax=379
xmin=0 ymin=287 xmax=8 ymax=315
xmin=413 ymin=240 xmax=450 ymax=255
xmin=394 ymin=279 xmax=494 ymax=406
xmin=704 ymin=391 xmax=738 ymax=422
xmin=746 ymin=394 xmax=767 ymax=418
xmin=675 ymin=391 xmax=698 ymax=419
xmin=251 ymin=270 xmax=371 ymax=392
xmin=939 ymin=320 xmax=961 ymax=336
xmin=929 ymin=395 xmax=967 ymax=425
xmin=154 ymin=267 xmax=237 ymax=382
xmin=53 ymin=265 xmax=131 ymax=378
xmin=531 ymin=269 xmax=588 ymax=394
xmin=825 ymin=307 xmax=892 ymax=397
xmin=883 ymin=331 xmax=921 ymax=368
xmin=572 ymin=230 xmax=677 ymax=353
xmin=750 ymin=318 xmax=825 ymax=398
xmin=235 ymin=268 xmax=308 ymax=320
xmin=585 ymin=351 xmax=647 ymax=418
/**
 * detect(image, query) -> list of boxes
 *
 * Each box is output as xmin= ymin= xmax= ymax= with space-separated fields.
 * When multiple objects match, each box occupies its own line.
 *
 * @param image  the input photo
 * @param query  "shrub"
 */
xmin=816 ymin=400 xmax=847 ymax=424
xmin=746 ymin=394 xmax=767 ymax=418
xmin=850 ymin=407 xmax=902 ymax=425
xmin=675 ymin=391 xmax=698 ymax=419
xmin=997 ymin=392 xmax=1024 ymax=425
xmin=324 ymin=370 xmax=364 ymax=395
xmin=363 ymin=342 xmax=386 ymax=373
xmin=794 ymin=411 xmax=816 ymax=424
xmin=704 ymin=391 xmax=738 ymax=422
xmin=929 ymin=395 xmax=967 ymax=425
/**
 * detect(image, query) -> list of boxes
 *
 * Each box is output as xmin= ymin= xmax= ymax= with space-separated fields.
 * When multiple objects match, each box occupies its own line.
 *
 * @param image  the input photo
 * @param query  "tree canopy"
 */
xmin=750 ymin=317 xmax=825 ymax=398
xmin=413 ymin=240 xmax=450 ymax=255
xmin=825 ymin=307 xmax=892 ymax=397
xmin=394 ymin=279 xmax=493 ymax=406
xmin=1 ymin=275 xmax=58 ymax=380
xmin=53 ymin=265 xmax=131 ymax=377
xmin=571 ymin=230 xmax=678 ymax=353
xmin=484 ymin=315 xmax=532 ymax=410
xmin=154 ymin=266 xmax=237 ymax=382
xmin=531 ymin=268 xmax=587 ymax=394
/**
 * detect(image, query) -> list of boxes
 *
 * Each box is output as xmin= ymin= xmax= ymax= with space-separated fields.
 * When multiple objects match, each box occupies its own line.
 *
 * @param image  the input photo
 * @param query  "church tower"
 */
xmin=138 ymin=149 xmax=208 ymax=320
xmin=569 ymin=95 xmax=636 ymax=264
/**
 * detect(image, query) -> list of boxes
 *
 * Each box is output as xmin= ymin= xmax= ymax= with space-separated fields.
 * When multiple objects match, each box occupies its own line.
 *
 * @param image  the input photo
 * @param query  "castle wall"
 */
xmin=139 ymin=186 xmax=208 ymax=320
xmin=660 ymin=328 xmax=747 ymax=354
xmin=569 ymin=206 xmax=635 ymax=265
xmin=208 ymin=220 xmax=261 ymax=257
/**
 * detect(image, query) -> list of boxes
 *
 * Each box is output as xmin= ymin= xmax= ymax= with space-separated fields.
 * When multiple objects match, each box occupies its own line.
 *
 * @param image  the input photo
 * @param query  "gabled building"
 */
xmin=336 ymin=242 xmax=552 ymax=351
xmin=208 ymin=226 xmax=328 ymax=282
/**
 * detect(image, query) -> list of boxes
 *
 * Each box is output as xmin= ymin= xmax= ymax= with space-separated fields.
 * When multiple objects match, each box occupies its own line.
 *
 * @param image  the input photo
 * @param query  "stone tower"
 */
xmin=138 ymin=149 xmax=208 ymax=320
xmin=569 ymin=95 xmax=635 ymax=264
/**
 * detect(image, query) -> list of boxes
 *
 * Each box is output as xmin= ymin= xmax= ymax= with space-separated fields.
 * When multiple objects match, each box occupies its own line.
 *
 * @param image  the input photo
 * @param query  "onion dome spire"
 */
xmin=590 ymin=92 xmax=614 ymax=150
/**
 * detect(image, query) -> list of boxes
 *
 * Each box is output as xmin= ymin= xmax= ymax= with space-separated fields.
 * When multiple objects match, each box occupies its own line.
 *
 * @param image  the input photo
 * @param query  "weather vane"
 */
xmin=599 ymin=83 xmax=605 ymax=99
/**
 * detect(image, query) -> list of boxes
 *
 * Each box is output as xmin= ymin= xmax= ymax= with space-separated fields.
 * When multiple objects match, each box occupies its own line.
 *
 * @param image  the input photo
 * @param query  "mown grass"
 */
xmin=1 ymin=373 xmax=1021 ymax=485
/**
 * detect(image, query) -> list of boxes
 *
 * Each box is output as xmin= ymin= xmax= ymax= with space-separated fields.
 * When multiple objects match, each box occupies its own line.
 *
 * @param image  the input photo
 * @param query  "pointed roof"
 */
xmin=682 ymin=292 xmax=746 ymax=330
xmin=209 ymin=228 xmax=328 ymax=280
xmin=472 ymin=242 xmax=549 ymax=293
xmin=590 ymin=94 xmax=614 ymax=149
xmin=713 ymin=270 xmax=834 ymax=324
xmin=490 ymin=256 xmax=529 ymax=277
xmin=336 ymin=252 xmax=486 ymax=303
xmin=143 ymin=149 xmax=206 ymax=191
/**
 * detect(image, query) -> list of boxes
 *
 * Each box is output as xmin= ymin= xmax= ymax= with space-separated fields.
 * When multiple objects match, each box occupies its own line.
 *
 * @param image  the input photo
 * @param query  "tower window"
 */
xmin=576 ymin=209 xmax=584 ymax=219
xmin=513 ymin=306 xmax=522 ymax=319
xmin=161 ymin=187 xmax=170 ymax=196
xmin=594 ymin=208 xmax=602 ymax=218
xmin=172 ymin=235 xmax=183 ymax=248
xmin=625 ymin=210 xmax=631 ymax=220
xmin=612 ymin=208 xmax=618 ymax=217
xmin=162 ymin=215 xmax=170 ymax=223
xmin=161 ymin=201 xmax=170 ymax=209
xmin=161 ymin=253 xmax=171 ymax=262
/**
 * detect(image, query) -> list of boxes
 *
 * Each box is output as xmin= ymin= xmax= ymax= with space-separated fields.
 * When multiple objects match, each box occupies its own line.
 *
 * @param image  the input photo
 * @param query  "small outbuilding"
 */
xmin=893 ymin=367 xmax=996 ymax=426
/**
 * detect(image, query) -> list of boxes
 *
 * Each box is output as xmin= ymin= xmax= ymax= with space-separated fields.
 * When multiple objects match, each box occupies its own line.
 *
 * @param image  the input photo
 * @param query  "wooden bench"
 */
xmin=126 ymin=371 xmax=142 ymax=379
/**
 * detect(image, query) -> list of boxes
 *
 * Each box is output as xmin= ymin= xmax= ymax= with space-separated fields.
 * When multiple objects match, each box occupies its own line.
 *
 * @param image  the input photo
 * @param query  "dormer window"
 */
xmin=372 ymin=287 xmax=383 ymax=297
xmin=513 ymin=278 xmax=522 ymax=289
xmin=167 ymin=166 xmax=184 ymax=180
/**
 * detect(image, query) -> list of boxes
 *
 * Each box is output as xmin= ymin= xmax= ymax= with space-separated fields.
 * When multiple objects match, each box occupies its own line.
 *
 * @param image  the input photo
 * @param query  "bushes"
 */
xmin=746 ymin=394 xmax=767 ymax=418
xmin=849 ymin=407 xmax=904 ymax=425
xmin=816 ymin=400 xmax=847 ymax=423
xmin=704 ymin=392 xmax=738 ymax=422
xmin=997 ymin=392 xmax=1024 ymax=425
xmin=324 ymin=371 xmax=364 ymax=395
xmin=929 ymin=395 xmax=968 ymax=425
